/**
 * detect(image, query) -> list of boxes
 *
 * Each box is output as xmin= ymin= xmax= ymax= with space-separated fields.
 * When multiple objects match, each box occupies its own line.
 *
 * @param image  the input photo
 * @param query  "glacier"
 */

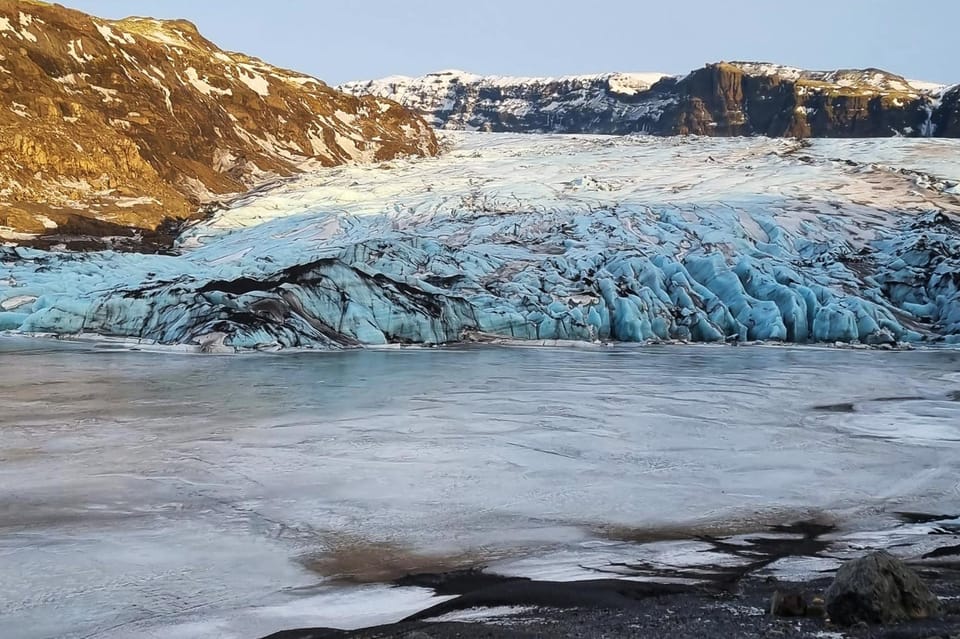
xmin=1 ymin=133 xmax=959 ymax=351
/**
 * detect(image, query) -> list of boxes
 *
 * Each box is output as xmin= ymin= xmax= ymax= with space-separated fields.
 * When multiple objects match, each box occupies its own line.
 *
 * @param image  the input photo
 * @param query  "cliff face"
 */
xmin=932 ymin=84 xmax=960 ymax=137
xmin=340 ymin=63 xmax=955 ymax=139
xmin=0 ymin=0 xmax=437 ymax=244
xmin=340 ymin=71 xmax=674 ymax=134
xmin=662 ymin=63 xmax=941 ymax=137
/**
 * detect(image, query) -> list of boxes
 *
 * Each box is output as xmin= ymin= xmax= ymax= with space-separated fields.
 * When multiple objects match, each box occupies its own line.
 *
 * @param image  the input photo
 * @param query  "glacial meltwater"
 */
xmin=2 ymin=338 xmax=959 ymax=638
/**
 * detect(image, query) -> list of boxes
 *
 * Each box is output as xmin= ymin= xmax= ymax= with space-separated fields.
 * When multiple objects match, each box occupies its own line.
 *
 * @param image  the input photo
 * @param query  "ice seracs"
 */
xmin=2 ymin=133 xmax=959 ymax=351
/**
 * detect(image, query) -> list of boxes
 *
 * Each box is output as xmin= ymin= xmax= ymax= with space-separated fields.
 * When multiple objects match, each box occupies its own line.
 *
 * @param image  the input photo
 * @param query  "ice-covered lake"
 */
xmin=1 ymin=338 xmax=959 ymax=638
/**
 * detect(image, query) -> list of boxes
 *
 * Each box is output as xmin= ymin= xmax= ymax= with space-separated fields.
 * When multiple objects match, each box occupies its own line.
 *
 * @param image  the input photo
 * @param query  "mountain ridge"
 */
xmin=0 ymin=0 xmax=437 ymax=246
xmin=339 ymin=62 xmax=958 ymax=138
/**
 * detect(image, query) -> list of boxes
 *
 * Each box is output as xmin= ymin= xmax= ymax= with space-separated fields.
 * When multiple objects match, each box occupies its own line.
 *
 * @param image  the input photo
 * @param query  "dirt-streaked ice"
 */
xmin=2 ymin=133 xmax=959 ymax=350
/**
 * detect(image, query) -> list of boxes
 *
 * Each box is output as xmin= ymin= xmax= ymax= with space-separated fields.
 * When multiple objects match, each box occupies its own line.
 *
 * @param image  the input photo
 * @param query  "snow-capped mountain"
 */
xmin=340 ymin=62 xmax=958 ymax=138
xmin=0 ymin=1 xmax=436 ymax=245
xmin=340 ymin=70 xmax=675 ymax=133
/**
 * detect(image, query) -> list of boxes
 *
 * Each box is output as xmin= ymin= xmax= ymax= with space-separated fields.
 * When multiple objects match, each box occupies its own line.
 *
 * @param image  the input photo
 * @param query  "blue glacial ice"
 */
xmin=1 ymin=133 xmax=959 ymax=350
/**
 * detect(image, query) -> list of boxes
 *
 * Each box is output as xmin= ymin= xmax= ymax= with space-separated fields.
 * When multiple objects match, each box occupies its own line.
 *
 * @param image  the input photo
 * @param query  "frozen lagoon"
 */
xmin=2 ymin=133 xmax=960 ymax=349
xmin=1 ymin=338 xmax=959 ymax=638
xmin=2 ymin=133 xmax=960 ymax=637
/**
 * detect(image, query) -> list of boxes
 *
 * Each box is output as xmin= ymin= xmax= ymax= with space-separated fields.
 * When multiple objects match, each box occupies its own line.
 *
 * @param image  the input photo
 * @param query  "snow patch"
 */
xmin=334 ymin=109 xmax=358 ymax=126
xmin=90 ymin=85 xmax=121 ymax=103
xmin=728 ymin=61 xmax=940 ymax=96
xmin=94 ymin=23 xmax=135 ymax=46
xmin=607 ymin=72 xmax=670 ymax=95
xmin=183 ymin=67 xmax=232 ymax=97
xmin=237 ymin=66 xmax=270 ymax=97
xmin=906 ymin=79 xmax=947 ymax=93
xmin=0 ymin=227 xmax=36 ymax=241
xmin=35 ymin=215 xmax=58 ymax=229
xmin=426 ymin=606 xmax=537 ymax=623
xmin=284 ymin=74 xmax=322 ymax=87
xmin=67 ymin=39 xmax=93 ymax=63
xmin=254 ymin=587 xmax=454 ymax=631
xmin=114 ymin=196 xmax=161 ymax=208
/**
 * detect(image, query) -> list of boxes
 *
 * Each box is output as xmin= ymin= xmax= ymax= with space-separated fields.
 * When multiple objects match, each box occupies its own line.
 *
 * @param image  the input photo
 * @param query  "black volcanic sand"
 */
xmin=261 ymin=572 xmax=960 ymax=639
xmin=262 ymin=519 xmax=960 ymax=639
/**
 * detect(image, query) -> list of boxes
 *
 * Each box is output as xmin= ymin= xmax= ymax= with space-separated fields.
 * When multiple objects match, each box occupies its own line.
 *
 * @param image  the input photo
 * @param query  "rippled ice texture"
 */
xmin=2 ymin=134 xmax=960 ymax=349
xmin=1 ymin=339 xmax=959 ymax=638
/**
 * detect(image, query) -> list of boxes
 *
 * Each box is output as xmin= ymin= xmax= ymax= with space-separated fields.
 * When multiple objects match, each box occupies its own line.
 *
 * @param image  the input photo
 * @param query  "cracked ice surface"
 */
xmin=2 ymin=133 xmax=960 ymax=350
xmin=1 ymin=340 xmax=959 ymax=638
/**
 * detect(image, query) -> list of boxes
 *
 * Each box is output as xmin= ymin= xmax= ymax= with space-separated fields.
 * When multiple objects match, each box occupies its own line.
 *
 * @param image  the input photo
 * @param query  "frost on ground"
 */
xmin=1 ymin=133 xmax=959 ymax=351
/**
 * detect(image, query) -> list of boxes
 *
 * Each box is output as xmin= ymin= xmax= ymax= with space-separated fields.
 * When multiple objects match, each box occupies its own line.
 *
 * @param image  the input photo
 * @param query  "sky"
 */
xmin=62 ymin=1 xmax=957 ymax=86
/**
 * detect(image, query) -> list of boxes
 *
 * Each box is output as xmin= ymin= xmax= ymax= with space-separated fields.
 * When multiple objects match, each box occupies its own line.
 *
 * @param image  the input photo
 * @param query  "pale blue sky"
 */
xmin=63 ymin=1 xmax=956 ymax=85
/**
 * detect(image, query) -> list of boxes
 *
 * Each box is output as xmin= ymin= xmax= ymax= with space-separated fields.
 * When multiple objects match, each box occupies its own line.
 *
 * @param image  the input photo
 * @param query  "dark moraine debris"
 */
xmin=812 ymin=402 xmax=857 ymax=412
xmin=825 ymin=550 xmax=943 ymax=626
xmin=258 ymin=563 xmax=960 ymax=639
xmin=896 ymin=512 xmax=960 ymax=526
xmin=924 ymin=544 xmax=960 ymax=560
xmin=261 ymin=630 xmax=347 ymax=639
xmin=400 ymin=577 xmax=701 ymax=622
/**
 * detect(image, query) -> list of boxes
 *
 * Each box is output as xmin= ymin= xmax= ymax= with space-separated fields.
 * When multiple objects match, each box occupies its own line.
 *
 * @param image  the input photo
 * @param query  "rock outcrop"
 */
xmin=825 ymin=551 xmax=942 ymax=626
xmin=341 ymin=62 xmax=956 ymax=139
xmin=932 ymin=84 xmax=960 ymax=137
xmin=662 ymin=63 xmax=939 ymax=137
xmin=0 ymin=0 xmax=437 ymax=243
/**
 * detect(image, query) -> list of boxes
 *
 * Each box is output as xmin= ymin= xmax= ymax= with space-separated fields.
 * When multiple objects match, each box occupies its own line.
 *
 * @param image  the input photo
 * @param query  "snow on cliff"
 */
xmin=340 ymin=64 xmax=954 ymax=138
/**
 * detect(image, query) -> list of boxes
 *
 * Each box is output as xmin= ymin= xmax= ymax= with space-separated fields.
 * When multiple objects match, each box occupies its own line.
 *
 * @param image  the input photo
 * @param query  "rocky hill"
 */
xmin=340 ymin=63 xmax=958 ymax=138
xmin=0 ymin=0 xmax=437 ymax=246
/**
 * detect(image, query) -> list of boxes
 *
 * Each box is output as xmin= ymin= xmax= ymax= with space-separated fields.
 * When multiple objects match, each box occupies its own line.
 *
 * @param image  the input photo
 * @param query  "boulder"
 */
xmin=770 ymin=590 xmax=825 ymax=618
xmin=770 ymin=590 xmax=808 ymax=617
xmin=825 ymin=551 xmax=942 ymax=626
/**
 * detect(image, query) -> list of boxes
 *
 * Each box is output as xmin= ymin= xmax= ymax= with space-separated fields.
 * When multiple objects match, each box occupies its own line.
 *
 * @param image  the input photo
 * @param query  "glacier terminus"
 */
xmin=2 ymin=133 xmax=959 ymax=351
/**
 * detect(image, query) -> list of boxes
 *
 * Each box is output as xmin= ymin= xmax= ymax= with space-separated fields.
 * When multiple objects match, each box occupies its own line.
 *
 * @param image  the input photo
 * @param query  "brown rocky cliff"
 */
xmin=0 ymin=0 xmax=437 ymax=243
xmin=664 ymin=63 xmax=935 ymax=137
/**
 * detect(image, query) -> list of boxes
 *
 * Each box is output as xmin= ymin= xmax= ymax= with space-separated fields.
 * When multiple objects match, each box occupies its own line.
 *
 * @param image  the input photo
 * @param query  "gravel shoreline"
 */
xmin=262 ymin=564 xmax=960 ymax=639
